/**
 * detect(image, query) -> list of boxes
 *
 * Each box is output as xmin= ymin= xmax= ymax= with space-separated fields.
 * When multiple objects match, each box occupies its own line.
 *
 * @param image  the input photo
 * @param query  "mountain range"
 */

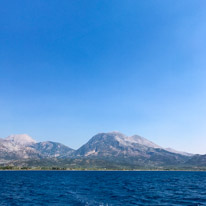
xmin=0 ymin=132 xmax=205 ymax=169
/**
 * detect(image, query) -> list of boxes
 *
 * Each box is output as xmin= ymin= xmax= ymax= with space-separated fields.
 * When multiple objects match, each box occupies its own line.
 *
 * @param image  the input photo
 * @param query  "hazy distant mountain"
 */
xmin=32 ymin=141 xmax=74 ymax=158
xmin=5 ymin=134 xmax=37 ymax=146
xmin=0 ymin=134 xmax=40 ymax=162
xmin=165 ymin=148 xmax=194 ymax=157
xmin=74 ymin=132 xmax=191 ymax=167
xmin=75 ymin=131 xmax=161 ymax=157
xmin=0 ymin=134 xmax=73 ymax=163
xmin=185 ymin=154 xmax=206 ymax=167
xmin=1 ymin=132 xmax=205 ymax=169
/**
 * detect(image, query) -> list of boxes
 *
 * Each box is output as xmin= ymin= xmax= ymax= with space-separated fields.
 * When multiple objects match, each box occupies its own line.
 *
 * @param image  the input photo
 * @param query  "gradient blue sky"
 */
xmin=0 ymin=0 xmax=206 ymax=154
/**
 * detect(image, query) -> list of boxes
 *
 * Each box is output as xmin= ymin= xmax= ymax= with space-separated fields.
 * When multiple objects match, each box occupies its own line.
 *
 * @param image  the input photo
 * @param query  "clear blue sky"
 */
xmin=0 ymin=0 xmax=206 ymax=154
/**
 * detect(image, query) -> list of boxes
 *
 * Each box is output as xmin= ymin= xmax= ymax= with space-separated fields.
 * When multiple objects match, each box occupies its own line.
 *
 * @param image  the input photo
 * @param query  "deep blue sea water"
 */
xmin=0 ymin=171 xmax=206 ymax=206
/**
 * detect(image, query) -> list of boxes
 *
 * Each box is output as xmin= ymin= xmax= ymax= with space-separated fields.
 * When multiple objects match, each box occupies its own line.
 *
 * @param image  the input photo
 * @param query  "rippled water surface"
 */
xmin=0 ymin=171 xmax=206 ymax=205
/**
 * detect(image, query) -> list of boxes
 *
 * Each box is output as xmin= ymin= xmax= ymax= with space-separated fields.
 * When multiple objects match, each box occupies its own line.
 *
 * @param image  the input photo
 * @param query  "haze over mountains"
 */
xmin=0 ymin=132 xmax=205 ymax=169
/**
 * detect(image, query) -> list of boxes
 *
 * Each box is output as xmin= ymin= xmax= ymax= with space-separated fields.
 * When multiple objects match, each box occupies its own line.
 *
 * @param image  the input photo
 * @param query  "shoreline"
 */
xmin=1 ymin=169 xmax=206 ymax=172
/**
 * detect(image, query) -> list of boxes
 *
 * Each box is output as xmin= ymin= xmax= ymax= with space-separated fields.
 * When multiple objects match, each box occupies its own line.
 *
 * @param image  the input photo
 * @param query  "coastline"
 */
xmin=1 ymin=168 xmax=206 ymax=172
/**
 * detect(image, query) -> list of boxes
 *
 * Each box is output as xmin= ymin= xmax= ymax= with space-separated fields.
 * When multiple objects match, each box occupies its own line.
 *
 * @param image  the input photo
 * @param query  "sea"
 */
xmin=0 ymin=171 xmax=206 ymax=205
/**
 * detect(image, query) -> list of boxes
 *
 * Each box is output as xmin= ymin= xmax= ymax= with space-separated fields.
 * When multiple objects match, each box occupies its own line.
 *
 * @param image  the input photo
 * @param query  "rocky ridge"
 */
xmin=0 ymin=132 xmax=204 ymax=168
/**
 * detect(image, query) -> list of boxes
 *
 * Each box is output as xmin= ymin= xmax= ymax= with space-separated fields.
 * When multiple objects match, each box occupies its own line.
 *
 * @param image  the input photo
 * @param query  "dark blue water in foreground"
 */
xmin=0 ymin=171 xmax=206 ymax=205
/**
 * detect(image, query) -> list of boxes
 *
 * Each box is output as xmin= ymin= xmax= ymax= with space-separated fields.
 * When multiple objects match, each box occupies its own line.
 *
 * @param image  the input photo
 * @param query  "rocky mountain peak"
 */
xmin=0 ymin=132 xmax=197 ymax=168
xmin=103 ymin=132 xmax=161 ymax=149
xmin=128 ymin=135 xmax=161 ymax=148
xmin=5 ymin=134 xmax=37 ymax=146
